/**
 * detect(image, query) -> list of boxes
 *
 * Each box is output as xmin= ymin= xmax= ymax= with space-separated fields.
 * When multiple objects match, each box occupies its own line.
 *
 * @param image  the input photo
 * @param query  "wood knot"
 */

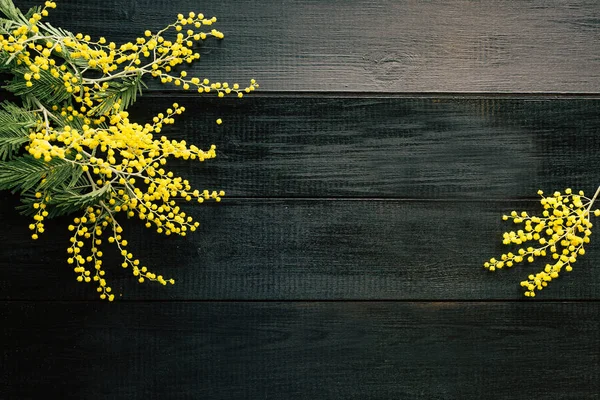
xmin=363 ymin=50 xmax=421 ymax=83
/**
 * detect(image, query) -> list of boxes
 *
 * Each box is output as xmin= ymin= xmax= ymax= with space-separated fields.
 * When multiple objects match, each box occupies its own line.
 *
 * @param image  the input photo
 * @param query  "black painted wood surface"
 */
xmin=96 ymin=96 xmax=600 ymax=199
xmin=2 ymin=1 xmax=600 ymax=399
xmin=4 ymin=197 xmax=600 ymax=301
xmin=3 ymin=302 xmax=600 ymax=400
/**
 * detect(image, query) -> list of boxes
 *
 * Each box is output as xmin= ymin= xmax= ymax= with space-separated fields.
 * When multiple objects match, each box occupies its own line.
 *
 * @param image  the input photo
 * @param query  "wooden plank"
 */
xmin=121 ymin=96 xmax=598 ymax=199
xmin=1 ymin=95 xmax=598 ymax=200
xmin=2 ymin=95 xmax=599 ymax=199
xmin=3 ymin=198 xmax=600 ymax=300
xmin=2 ymin=301 xmax=599 ymax=399
xmin=14 ymin=0 xmax=600 ymax=93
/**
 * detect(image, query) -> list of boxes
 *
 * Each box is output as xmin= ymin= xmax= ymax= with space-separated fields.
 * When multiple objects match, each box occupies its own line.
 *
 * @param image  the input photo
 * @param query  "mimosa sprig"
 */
xmin=0 ymin=0 xmax=258 ymax=300
xmin=485 ymin=187 xmax=600 ymax=297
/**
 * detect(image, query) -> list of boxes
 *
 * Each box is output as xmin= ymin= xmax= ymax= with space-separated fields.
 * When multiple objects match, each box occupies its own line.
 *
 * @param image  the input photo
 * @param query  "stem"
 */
xmin=85 ymin=169 xmax=98 ymax=191
xmin=41 ymin=107 xmax=51 ymax=133
xmin=31 ymin=98 xmax=61 ymax=124
xmin=585 ymin=185 xmax=600 ymax=216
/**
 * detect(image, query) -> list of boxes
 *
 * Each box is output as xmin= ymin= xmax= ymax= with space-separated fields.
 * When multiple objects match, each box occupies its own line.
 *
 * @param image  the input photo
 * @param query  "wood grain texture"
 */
xmin=3 ymin=2 xmax=600 ymax=398
xmin=121 ymin=96 xmax=599 ymax=199
xmin=14 ymin=0 xmax=600 ymax=93
xmin=3 ymin=197 xmax=600 ymax=301
xmin=2 ymin=301 xmax=599 ymax=400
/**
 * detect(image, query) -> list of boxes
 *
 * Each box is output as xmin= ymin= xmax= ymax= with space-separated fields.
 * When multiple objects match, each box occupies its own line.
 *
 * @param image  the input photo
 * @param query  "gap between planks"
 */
xmin=130 ymin=91 xmax=600 ymax=100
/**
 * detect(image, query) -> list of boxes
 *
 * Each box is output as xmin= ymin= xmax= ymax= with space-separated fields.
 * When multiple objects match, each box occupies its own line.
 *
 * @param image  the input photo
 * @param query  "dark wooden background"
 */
xmin=2 ymin=1 xmax=600 ymax=399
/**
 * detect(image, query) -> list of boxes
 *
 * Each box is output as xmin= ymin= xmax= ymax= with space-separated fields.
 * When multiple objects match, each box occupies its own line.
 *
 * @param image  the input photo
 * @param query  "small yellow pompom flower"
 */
xmin=485 ymin=186 xmax=600 ymax=298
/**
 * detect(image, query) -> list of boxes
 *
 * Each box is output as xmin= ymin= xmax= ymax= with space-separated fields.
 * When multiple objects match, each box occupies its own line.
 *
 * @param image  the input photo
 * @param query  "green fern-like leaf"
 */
xmin=46 ymin=185 xmax=110 ymax=217
xmin=0 ymin=17 xmax=15 ymax=35
xmin=0 ymin=155 xmax=73 ymax=193
xmin=5 ymin=68 xmax=71 ymax=105
xmin=88 ymin=76 xmax=146 ymax=116
xmin=0 ymin=0 xmax=21 ymax=21
xmin=16 ymin=185 xmax=109 ymax=218
xmin=0 ymin=102 xmax=36 ymax=160
xmin=0 ymin=134 xmax=27 ymax=160
xmin=38 ymin=159 xmax=80 ymax=192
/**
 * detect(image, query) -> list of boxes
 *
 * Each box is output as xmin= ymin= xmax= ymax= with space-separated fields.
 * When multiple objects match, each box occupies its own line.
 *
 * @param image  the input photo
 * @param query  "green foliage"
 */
xmin=0 ymin=102 xmax=36 ymax=160
xmin=16 ymin=183 xmax=109 ymax=218
xmin=46 ymin=185 xmax=110 ymax=217
xmin=0 ymin=154 xmax=68 ymax=192
xmin=5 ymin=68 xmax=72 ymax=106
xmin=0 ymin=0 xmax=21 ymax=21
xmin=88 ymin=75 xmax=146 ymax=116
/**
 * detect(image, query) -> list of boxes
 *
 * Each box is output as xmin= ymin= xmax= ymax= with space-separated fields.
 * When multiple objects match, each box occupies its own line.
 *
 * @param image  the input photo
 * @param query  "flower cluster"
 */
xmin=1 ymin=1 xmax=257 ymax=116
xmin=0 ymin=0 xmax=257 ymax=300
xmin=485 ymin=188 xmax=600 ymax=297
xmin=27 ymin=102 xmax=226 ymax=300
